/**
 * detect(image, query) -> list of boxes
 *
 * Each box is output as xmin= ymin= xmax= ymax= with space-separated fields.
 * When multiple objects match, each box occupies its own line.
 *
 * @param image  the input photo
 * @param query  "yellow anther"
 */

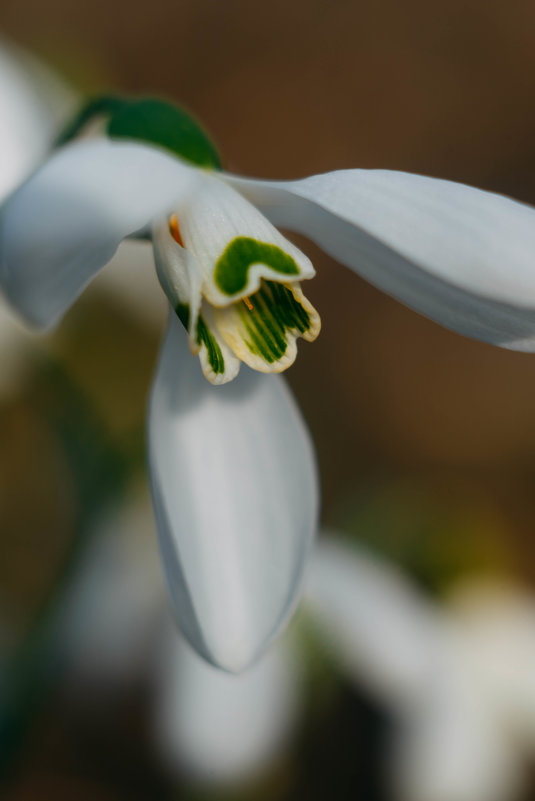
xmin=169 ymin=214 xmax=184 ymax=247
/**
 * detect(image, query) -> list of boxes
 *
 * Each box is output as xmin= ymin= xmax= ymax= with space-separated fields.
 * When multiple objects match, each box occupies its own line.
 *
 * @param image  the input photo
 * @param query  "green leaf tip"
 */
xmin=107 ymin=98 xmax=222 ymax=170
xmin=56 ymin=95 xmax=222 ymax=170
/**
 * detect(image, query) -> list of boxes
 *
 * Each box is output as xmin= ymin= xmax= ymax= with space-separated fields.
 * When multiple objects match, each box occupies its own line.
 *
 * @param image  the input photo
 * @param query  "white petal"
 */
xmin=175 ymin=172 xmax=315 ymax=307
xmin=154 ymin=621 xmax=302 ymax=785
xmin=228 ymin=170 xmax=535 ymax=350
xmin=148 ymin=311 xmax=318 ymax=672
xmin=153 ymin=219 xmax=203 ymax=340
xmin=0 ymin=139 xmax=199 ymax=328
xmin=305 ymin=537 xmax=441 ymax=709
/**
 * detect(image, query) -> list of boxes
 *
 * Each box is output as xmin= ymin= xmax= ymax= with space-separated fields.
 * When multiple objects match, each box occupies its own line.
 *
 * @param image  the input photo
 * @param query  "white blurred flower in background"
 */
xmin=0 ymin=40 xmax=74 ymax=199
xmin=0 ymin=41 xmax=165 ymax=401
xmin=155 ymin=620 xmax=303 ymax=786
xmin=0 ymin=40 xmax=75 ymax=399
xmin=57 ymin=502 xmax=535 ymax=801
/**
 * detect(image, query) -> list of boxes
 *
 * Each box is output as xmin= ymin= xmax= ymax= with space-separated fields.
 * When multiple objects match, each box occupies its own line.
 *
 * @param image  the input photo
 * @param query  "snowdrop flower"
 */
xmin=3 ymin=96 xmax=535 ymax=671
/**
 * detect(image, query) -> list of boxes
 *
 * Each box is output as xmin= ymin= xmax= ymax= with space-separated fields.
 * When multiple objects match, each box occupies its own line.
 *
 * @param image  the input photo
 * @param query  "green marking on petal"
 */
xmin=214 ymin=237 xmax=300 ymax=296
xmin=239 ymin=282 xmax=311 ymax=363
xmin=197 ymin=316 xmax=225 ymax=375
xmin=175 ymin=303 xmax=190 ymax=329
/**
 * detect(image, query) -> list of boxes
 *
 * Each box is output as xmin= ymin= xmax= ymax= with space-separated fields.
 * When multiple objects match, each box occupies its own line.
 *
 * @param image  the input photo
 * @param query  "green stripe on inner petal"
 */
xmin=240 ymin=283 xmax=310 ymax=363
xmin=196 ymin=315 xmax=225 ymax=375
xmin=212 ymin=281 xmax=321 ymax=374
xmin=214 ymin=237 xmax=300 ymax=296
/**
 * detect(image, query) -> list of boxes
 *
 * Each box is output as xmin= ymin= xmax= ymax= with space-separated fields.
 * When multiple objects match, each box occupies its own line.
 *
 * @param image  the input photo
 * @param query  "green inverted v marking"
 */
xmin=214 ymin=237 xmax=299 ymax=296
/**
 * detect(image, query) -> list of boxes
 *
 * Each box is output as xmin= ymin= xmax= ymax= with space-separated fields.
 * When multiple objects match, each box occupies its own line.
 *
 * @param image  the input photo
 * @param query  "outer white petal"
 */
xmin=305 ymin=537 xmax=440 ymax=709
xmin=0 ymin=139 xmax=199 ymax=329
xmin=228 ymin=171 xmax=535 ymax=350
xmin=0 ymin=40 xmax=75 ymax=201
xmin=154 ymin=621 xmax=302 ymax=785
xmin=148 ymin=311 xmax=318 ymax=672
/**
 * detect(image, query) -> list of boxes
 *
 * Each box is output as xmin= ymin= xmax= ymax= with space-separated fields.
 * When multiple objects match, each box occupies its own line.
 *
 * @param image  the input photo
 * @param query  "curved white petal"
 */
xmin=0 ymin=139 xmax=199 ymax=328
xmin=154 ymin=622 xmax=302 ymax=785
xmin=148 ymin=310 xmax=318 ymax=672
xmin=228 ymin=171 xmax=535 ymax=350
xmin=305 ymin=537 xmax=440 ymax=709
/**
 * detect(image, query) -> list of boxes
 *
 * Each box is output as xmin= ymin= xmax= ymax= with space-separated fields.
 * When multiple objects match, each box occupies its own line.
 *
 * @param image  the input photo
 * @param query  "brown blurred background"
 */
xmin=3 ymin=0 xmax=535 ymax=798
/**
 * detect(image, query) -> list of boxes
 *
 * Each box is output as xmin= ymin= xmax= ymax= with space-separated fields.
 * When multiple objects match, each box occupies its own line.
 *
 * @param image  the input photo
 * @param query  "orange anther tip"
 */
xmin=169 ymin=214 xmax=184 ymax=246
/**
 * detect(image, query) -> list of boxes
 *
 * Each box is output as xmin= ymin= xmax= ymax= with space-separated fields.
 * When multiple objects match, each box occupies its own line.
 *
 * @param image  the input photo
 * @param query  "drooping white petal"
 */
xmin=305 ymin=537 xmax=440 ymax=709
xmin=175 ymin=172 xmax=315 ymax=307
xmin=148 ymin=311 xmax=318 ymax=672
xmin=0 ymin=40 xmax=75 ymax=201
xmin=0 ymin=139 xmax=200 ymax=329
xmin=154 ymin=621 xmax=302 ymax=785
xmin=228 ymin=170 xmax=535 ymax=350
